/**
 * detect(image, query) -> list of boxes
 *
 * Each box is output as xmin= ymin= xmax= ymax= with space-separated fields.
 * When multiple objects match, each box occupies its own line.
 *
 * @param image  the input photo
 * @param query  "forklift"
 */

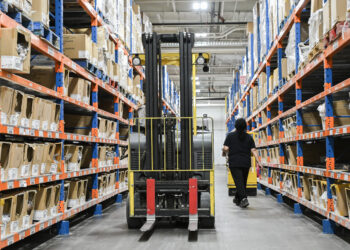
xmin=127 ymin=32 xmax=215 ymax=232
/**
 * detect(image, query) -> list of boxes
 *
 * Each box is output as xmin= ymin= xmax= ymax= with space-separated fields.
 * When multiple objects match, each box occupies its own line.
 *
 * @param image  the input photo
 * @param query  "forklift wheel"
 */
xmin=199 ymin=217 xmax=215 ymax=229
xmin=126 ymin=197 xmax=143 ymax=229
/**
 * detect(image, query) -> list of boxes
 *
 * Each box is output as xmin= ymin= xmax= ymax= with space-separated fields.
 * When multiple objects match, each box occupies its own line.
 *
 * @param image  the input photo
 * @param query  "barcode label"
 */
xmin=333 ymin=41 xmax=339 ymax=50
xmin=20 ymin=180 xmax=27 ymax=187
xmin=48 ymin=47 xmax=55 ymax=57
xmin=72 ymin=62 xmax=77 ymax=71
xmin=7 ymin=236 xmax=14 ymax=245
xmin=30 ymin=227 xmax=36 ymax=234
xmin=8 ymin=181 xmax=14 ymax=189
xmin=30 ymin=130 xmax=35 ymax=136
xmin=7 ymin=127 xmax=14 ymax=134
xmin=39 ymin=177 xmax=44 ymax=183
xmin=30 ymin=178 xmax=35 ymax=185
xmin=19 ymin=231 xmax=25 ymax=239
xmin=39 ymin=223 xmax=44 ymax=230
xmin=39 ymin=131 xmax=44 ymax=137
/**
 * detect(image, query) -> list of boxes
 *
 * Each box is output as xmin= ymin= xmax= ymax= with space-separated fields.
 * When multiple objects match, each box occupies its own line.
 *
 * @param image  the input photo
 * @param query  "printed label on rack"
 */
xmin=1 ymin=56 xmax=23 ymax=71
xmin=7 ymin=126 xmax=14 ymax=134
xmin=333 ymin=41 xmax=339 ymax=50
xmin=7 ymin=181 xmax=14 ymax=189
xmin=30 ymin=226 xmax=36 ymax=235
xmin=30 ymin=178 xmax=35 ymax=185
xmin=39 ymin=130 xmax=44 ymax=137
xmin=19 ymin=231 xmax=25 ymax=240
xmin=20 ymin=180 xmax=27 ymax=188
xmin=39 ymin=177 xmax=44 ymax=183
xmin=48 ymin=47 xmax=55 ymax=57
xmin=72 ymin=62 xmax=77 ymax=71
xmin=39 ymin=223 xmax=44 ymax=230
xmin=7 ymin=236 xmax=14 ymax=246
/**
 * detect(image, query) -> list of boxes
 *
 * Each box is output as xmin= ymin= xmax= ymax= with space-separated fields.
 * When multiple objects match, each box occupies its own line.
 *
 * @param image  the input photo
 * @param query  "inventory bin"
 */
xmin=22 ymin=66 xmax=69 ymax=95
xmin=68 ymin=179 xmax=83 ymax=208
xmin=285 ymin=141 xmax=326 ymax=166
xmin=0 ymin=194 xmax=15 ymax=237
xmin=65 ymin=114 xmax=92 ymax=135
xmin=68 ymin=76 xmax=91 ymax=104
xmin=0 ymin=86 xmax=15 ymax=125
xmin=331 ymin=183 xmax=350 ymax=217
xmin=81 ymin=145 xmax=92 ymax=169
xmin=63 ymin=34 xmax=92 ymax=60
xmin=21 ymin=144 xmax=34 ymax=179
xmin=64 ymin=144 xmax=83 ymax=172
xmin=34 ymin=186 xmax=53 ymax=221
xmin=0 ymin=28 xmax=31 ymax=74
xmin=22 ymin=190 xmax=37 ymax=229
xmin=31 ymin=0 xmax=50 ymax=27
xmin=42 ymin=143 xmax=62 ymax=174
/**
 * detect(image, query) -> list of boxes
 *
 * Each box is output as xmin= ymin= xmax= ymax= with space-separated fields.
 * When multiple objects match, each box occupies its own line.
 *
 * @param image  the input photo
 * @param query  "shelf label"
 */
xmin=48 ymin=47 xmax=55 ymax=57
xmin=20 ymin=180 xmax=27 ymax=187
xmin=39 ymin=177 xmax=44 ymax=183
xmin=333 ymin=41 xmax=339 ymax=50
xmin=19 ymin=231 xmax=25 ymax=240
xmin=7 ymin=127 xmax=14 ymax=134
xmin=30 ymin=227 xmax=35 ymax=235
xmin=47 ymin=176 xmax=52 ymax=182
xmin=7 ymin=181 xmax=14 ymax=189
xmin=7 ymin=236 xmax=14 ymax=245
xmin=72 ymin=62 xmax=77 ymax=71
xmin=39 ymin=223 xmax=44 ymax=230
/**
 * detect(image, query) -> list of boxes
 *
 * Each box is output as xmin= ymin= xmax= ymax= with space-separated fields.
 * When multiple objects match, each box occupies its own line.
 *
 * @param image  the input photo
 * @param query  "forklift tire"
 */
xmin=199 ymin=217 xmax=215 ymax=229
xmin=126 ymin=197 xmax=143 ymax=229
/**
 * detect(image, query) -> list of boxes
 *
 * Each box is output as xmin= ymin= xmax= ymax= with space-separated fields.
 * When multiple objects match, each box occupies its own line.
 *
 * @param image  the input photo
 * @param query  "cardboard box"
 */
xmin=333 ymin=99 xmax=350 ymax=126
xmin=81 ymin=146 xmax=92 ymax=169
xmin=331 ymin=183 xmax=350 ymax=217
xmin=98 ymin=117 xmax=107 ymax=138
xmin=106 ymin=120 xmax=117 ymax=139
xmin=331 ymin=0 xmax=347 ymax=27
xmin=311 ymin=0 xmax=323 ymax=13
xmin=63 ymin=34 xmax=92 ymax=60
xmin=0 ymin=86 xmax=15 ymax=125
xmin=20 ymin=144 xmax=34 ymax=178
xmin=22 ymin=190 xmax=36 ymax=229
xmin=303 ymin=111 xmax=322 ymax=133
xmin=113 ymin=62 xmax=120 ymax=82
xmin=323 ymin=0 xmax=332 ymax=35
xmin=346 ymin=188 xmax=350 ymax=217
xmin=246 ymin=22 xmax=254 ymax=33
xmin=49 ymin=184 xmax=61 ymax=216
xmin=42 ymin=143 xmax=62 ymax=174
xmin=34 ymin=186 xmax=52 ymax=221
xmin=65 ymin=114 xmax=92 ymax=135
xmin=22 ymin=0 xmax=32 ymax=16
xmin=23 ymin=66 xmax=69 ymax=95
xmin=63 ymin=183 xmax=70 ymax=210
xmin=68 ymin=180 xmax=82 ymax=208
xmin=9 ymin=90 xmax=26 ymax=126
xmin=30 ymin=98 xmax=43 ymax=129
xmin=98 ymin=146 xmax=107 ymax=167
xmin=92 ymin=42 xmax=98 ymax=66
xmin=20 ymin=94 xmax=34 ymax=128
xmin=31 ymin=0 xmax=49 ymax=27
xmin=30 ymin=143 xmax=44 ymax=177
xmin=301 ymin=175 xmax=312 ymax=201
xmin=50 ymin=102 xmax=60 ymax=131
xmin=40 ymin=99 xmax=52 ymax=131
xmin=106 ymin=146 xmax=115 ymax=166
xmin=80 ymin=179 xmax=88 ymax=204
xmin=68 ymin=77 xmax=85 ymax=102
xmin=64 ymin=145 xmax=83 ymax=172
xmin=0 ymin=28 xmax=31 ymax=74
xmin=12 ymin=192 xmax=27 ymax=232
xmin=0 ymin=194 xmax=15 ymax=237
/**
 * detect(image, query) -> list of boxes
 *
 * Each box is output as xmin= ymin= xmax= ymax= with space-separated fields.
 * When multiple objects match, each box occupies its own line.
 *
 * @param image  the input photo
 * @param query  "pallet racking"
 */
xmin=0 ymin=0 xmax=144 ymax=247
xmin=226 ymin=0 xmax=350 ymax=233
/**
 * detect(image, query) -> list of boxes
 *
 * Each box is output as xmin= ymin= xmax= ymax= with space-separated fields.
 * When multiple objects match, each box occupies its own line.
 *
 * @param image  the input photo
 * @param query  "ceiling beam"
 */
xmin=153 ymin=21 xmax=247 ymax=26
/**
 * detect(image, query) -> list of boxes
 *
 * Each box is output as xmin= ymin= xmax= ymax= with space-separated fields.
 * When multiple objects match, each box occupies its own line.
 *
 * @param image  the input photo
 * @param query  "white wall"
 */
xmin=196 ymin=103 xmax=227 ymax=166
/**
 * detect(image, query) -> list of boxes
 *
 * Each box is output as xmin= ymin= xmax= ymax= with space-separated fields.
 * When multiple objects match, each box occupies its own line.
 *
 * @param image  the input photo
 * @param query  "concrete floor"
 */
xmin=33 ymin=166 xmax=349 ymax=250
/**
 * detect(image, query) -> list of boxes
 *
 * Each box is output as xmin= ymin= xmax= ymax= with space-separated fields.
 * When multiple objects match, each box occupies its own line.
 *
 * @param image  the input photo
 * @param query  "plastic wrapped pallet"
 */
xmin=278 ymin=0 xmax=291 ymax=26
xmin=331 ymin=0 xmax=347 ymax=28
xmin=285 ymin=23 xmax=308 ymax=76
xmin=269 ymin=0 xmax=278 ymax=46
xmin=259 ymin=0 xmax=267 ymax=62
xmin=308 ymin=9 xmax=323 ymax=50
xmin=253 ymin=2 xmax=260 ymax=72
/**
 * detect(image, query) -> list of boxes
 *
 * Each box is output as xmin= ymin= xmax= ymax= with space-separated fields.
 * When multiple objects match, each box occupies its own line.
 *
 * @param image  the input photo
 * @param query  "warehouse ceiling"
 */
xmin=135 ymin=0 xmax=256 ymax=100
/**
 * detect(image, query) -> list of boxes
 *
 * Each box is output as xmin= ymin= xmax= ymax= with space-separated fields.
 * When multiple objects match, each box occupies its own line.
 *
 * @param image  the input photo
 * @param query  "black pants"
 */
xmin=229 ymin=167 xmax=250 ymax=202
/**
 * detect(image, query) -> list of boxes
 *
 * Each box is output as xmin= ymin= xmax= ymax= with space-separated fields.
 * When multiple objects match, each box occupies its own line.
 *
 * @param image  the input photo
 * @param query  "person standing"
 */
xmin=222 ymin=118 xmax=261 ymax=208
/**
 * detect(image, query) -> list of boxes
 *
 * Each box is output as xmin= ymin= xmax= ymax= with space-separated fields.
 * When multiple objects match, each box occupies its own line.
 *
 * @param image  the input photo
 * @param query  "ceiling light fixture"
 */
xmin=193 ymin=1 xmax=207 ymax=10
xmin=196 ymin=81 xmax=200 ymax=86
xmin=196 ymin=33 xmax=207 ymax=38
xmin=196 ymin=89 xmax=201 ymax=93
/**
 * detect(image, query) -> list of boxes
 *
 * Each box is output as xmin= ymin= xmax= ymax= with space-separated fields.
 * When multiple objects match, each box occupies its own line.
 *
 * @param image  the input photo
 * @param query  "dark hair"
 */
xmin=235 ymin=118 xmax=247 ymax=140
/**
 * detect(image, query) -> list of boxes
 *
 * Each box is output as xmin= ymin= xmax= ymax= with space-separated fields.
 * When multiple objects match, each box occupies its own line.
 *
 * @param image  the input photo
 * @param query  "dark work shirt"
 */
xmin=223 ymin=131 xmax=256 ymax=168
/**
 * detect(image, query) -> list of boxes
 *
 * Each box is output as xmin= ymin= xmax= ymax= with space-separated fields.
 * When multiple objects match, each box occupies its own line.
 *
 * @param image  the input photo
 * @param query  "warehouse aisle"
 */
xmin=33 ymin=167 xmax=349 ymax=250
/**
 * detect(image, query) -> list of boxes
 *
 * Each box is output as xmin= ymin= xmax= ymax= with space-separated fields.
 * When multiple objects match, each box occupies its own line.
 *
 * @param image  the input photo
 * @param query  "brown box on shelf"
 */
xmin=63 ymin=34 xmax=92 ymax=60
xmin=42 ymin=143 xmax=62 ymax=174
xmin=68 ymin=77 xmax=85 ymax=102
xmin=64 ymin=145 xmax=84 ymax=172
xmin=80 ymin=179 xmax=88 ymax=204
xmin=48 ymin=184 xmax=61 ymax=216
xmin=0 ymin=28 xmax=31 ymax=74
xmin=301 ymin=175 xmax=312 ymax=201
xmin=9 ymin=90 xmax=26 ymax=127
xmin=31 ymin=0 xmax=49 ymax=27
xmin=246 ymin=22 xmax=254 ymax=33
xmin=271 ymin=123 xmax=279 ymax=141
xmin=30 ymin=143 xmax=44 ymax=177
xmin=22 ymin=189 xmax=37 ymax=229
xmin=113 ymin=62 xmax=120 ymax=82
xmin=20 ymin=94 xmax=34 ymax=128
xmin=0 ymin=86 xmax=15 ymax=125
xmin=65 ymin=114 xmax=92 ymax=135
xmin=331 ymin=183 xmax=350 ymax=217
xmin=13 ymin=192 xmax=26 ymax=232
xmin=20 ymin=143 xmax=34 ymax=179
xmin=22 ymin=0 xmax=32 ymax=16
xmin=303 ymin=111 xmax=322 ymax=133
xmin=119 ymin=127 xmax=129 ymax=140
xmin=346 ymin=188 xmax=350 ymax=218
xmin=63 ymin=183 xmax=70 ymax=210
xmin=6 ymin=143 xmax=24 ymax=181
xmin=331 ymin=0 xmax=347 ymax=27
xmin=333 ymin=99 xmax=350 ymax=126
xmin=81 ymin=146 xmax=92 ymax=169
xmin=311 ymin=0 xmax=323 ymax=13
xmin=40 ymin=99 xmax=53 ymax=131
xmin=92 ymin=42 xmax=98 ymax=66
xmin=98 ymin=117 xmax=107 ymax=138
xmin=68 ymin=180 xmax=82 ymax=208
xmin=98 ymin=146 xmax=107 ymax=167
xmin=50 ymin=102 xmax=60 ymax=131
xmin=23 ymin=66 xmax=69 ymax=95
xmin=106 ymin=120 xmax=117 ymax=139
xmin=0 ymin=194 xmax=16 ymax=237
xmin=33 ymin=186 xmax=53 ymax=221
xmin=323 ymin=0 xmax=332 ymax=35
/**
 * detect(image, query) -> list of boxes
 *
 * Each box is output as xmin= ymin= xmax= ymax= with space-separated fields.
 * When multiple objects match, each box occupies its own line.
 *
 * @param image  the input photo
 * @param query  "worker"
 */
xmin=222 ymin=118 xmax=261 ymax=208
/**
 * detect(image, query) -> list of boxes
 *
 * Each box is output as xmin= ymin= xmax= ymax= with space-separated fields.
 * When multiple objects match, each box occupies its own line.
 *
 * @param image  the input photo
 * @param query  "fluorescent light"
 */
xmin=195 ymin=77 xmax=199 ymax=80
xmin=201 ymin=2 xmax=208 ymax=10
xmin=195 ymin=33 xmax=208 ymax=38
xmin=196 ymin=89 xmax=201 ymax=93
xmin=196 ymin=81 xmax=200 ymax=86
xmin=193 ymin=2 xmax=200 ymax=10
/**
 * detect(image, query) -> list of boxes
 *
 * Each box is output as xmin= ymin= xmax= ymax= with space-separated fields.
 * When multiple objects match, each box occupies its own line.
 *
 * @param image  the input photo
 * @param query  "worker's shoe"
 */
xmin=233 ymin=198 xmax=240 ymax=206
xmin=239 ymin=198 xmax=249 ymax=208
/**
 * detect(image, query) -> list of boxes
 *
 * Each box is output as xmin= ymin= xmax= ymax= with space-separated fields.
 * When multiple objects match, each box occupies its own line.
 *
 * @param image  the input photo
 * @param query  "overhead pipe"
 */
xmin=152 ymin=21 xmax=248 ymax=26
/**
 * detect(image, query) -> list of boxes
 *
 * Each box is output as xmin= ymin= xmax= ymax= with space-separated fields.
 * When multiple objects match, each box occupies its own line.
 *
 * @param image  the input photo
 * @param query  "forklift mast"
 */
xmin=142 ymin=32 xmax=195 ymax=171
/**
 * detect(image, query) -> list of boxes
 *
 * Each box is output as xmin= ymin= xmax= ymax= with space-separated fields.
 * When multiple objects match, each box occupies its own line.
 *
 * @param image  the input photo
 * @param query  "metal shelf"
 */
xmin=259 ymin=180 xmax=350 ymax=230
xmin=0 ymin=187 xmax=128 ymax=249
